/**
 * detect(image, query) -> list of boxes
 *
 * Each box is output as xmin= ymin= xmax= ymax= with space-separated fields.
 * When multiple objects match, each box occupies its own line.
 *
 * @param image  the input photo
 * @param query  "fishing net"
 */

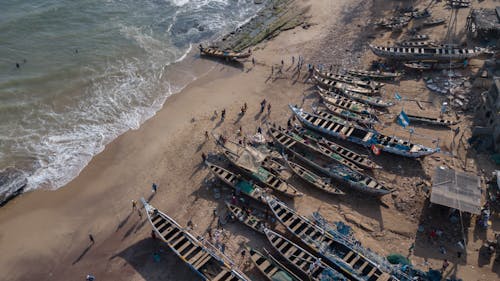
xmin=235 ymin=146 xmax=267 ymax=172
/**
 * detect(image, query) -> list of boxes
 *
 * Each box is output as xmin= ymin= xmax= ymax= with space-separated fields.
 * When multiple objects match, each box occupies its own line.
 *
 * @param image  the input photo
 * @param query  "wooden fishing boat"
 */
xmin=406 ymin=113 xmax=458 ymax=127
xmin=396 ymin=41 xmax=431 ymax=47
xmin=285 ymin=158 xmax=345 ymax=195
xmin=264 ymin=228 xmax=348 ymax=281
xmin=314 ymin=69 xmax=384 ymax=90
xmin=267 ymin=198 xmax=398 ymax=281
xmin=317 ymin=89 xmax=373 ymax=115
xmin=222 ymin=147 xmax=302 ymax=197
xmin=318 ymin=86 xmax=394 ymax=108
xmin=345 ymin=69 xmax=401 ymax=80
xmin=322 ymin=103 xmax=378 ymax=125
xmin=225 ymin=202 xmax=265 ymax=233
xmin=422 ymin=18 xmax=445 ymax=26
xmin=268 ymin=125 xmax=364 ymax=173
xmin=290 ymin=105 xmax=438 ymax=158
xmin=403 ymin=60 xmax=465 ymax=70
xmin=314 ymin=75 xmax=380 ymax=96
xmin=199 ymin=45 xmax=251 ymax=60
xmin=293 ymin=126 xmax=381 ymax=170
xmin=247 ymin=246 xmax=302 ymax=281
xmin=142 ymin=199 xmax=251 ymax=281
xmin=206 ymin=161 xmax=268 ymax=203
xmin=447 ymin=0 xmax=470 ymax=8
xmin=369 ymin=44 xmax=484 ymax=61
xmin=408 ymin=34 xmax=429 ymax=41
xmin=269 ymin=126 xmax=391 ymax=196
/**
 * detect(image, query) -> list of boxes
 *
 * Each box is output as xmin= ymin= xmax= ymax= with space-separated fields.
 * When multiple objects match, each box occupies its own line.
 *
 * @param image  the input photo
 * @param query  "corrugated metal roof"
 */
xmin=430 ymin=167 xmax=482 ymax=214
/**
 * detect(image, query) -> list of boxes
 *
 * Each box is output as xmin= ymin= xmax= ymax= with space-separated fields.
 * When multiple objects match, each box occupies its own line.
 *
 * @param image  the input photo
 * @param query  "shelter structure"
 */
xmin=430 ymin=167 xmax=482 ymax=214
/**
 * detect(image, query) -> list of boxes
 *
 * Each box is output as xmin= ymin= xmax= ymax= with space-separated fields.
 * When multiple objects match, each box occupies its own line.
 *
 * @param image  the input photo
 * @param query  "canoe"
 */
xmin=408 ymin=34 xmax=429 ymax=41
xmin=290 ymin=105 xmax=438 ymax=158
xmin=422 ymin=18 xmax=445 ymax=26
xmin=406 ymin=113 xmax=458 ymax=127
xmin=314 ymin=68 xmax=384 ymax=90
xmin=268 ymin=125 xmax=364 ymax=173
xmin=293 ymin=126 xmax=381 ymax=170
xmin=222 ymin=147 xmax=302 ymax=197
xmin=447 ymin=0 xmax=470 ymax=8
xmin=346 ymin=69 xmax=401 ymax=80
xmin=403 ymin=60 xmax=465 ymax=70
xmin=270 ymin=126 xmax=391 ymax=196
xmin=369 ymin=44 xmax=484 ymax=61
xmin=267 ymin=198 xmax=398 ymax=281
xmin=199 ymin=46 xmax=251 ymax=60
xmin=321 ymin=103 xmax=378 ymax=125
xmin=247 ymin=246 xmax=302 ymax=281
xmin=285 ymin=158 xmax=345 ymax=195
xmin=318 ymin=86 xmax=394 ymax=108
xmin=264 ymin=228 xmax=348 ymax=281
xmin=314 ymin=75 xmax=380 ymax=96
xmin=142 ymin=199 xmax=251 ymax=281
xmin=396 ymin=41 xmax=431 ymax=47
xmin=225 ymin=202 xmax=265 ymax=233
xmin=317 ymin=88 xmax=374 ymax=115
xmin=206 ymin=161 xmax=268 ymax=203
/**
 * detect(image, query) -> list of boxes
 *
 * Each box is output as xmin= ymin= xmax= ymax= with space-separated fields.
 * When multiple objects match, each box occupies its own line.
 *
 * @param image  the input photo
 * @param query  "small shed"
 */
xmin=430 ymin=167 xmax=482 ymax=214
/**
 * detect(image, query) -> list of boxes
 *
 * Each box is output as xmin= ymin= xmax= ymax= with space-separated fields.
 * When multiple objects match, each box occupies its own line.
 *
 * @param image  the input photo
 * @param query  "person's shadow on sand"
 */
xmin=72 ymin=244 xmax=92 ymax=265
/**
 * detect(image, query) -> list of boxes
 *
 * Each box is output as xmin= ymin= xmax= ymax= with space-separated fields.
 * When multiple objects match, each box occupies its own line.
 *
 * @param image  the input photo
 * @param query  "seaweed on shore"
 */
xmin=217 ymin=0 xmax=310 ymax=52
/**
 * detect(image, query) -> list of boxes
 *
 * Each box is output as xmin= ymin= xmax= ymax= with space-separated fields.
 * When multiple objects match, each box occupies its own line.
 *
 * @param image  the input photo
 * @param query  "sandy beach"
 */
xmin=1 ymin=0 xmax=499 ymax=280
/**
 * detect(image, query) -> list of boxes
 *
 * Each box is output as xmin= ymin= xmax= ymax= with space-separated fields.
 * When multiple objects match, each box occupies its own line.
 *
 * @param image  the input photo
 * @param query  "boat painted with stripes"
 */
xmin=290 ymin=105 xmax=438 ymax=158
xmin=247 ymin=246 xmax=302 ymax=281
xmin=406 ymin=113 xmax=458 ymax=127
xmin=317 ymin=88 xmax=373 ymax=115
xmin=345 ymin=69 xmax=401 ymax=80
xmin=264 ymin=228 xmax=348 ymax=281
xmin=369 ymin=44 xmax=484 ymax=61
xmin=318 ymin=86 xmax=394 ymax=108
xmin=314 ymin=68 xmax=384 ymax=90
xmin=285 ymin=158 xmax=345 ymax=195
xmin=314 ymin=75 xmax=380 ymax=96
xmin=142 ymin=199 xmax=251 ymax=281
xmin=225 ymin=202 xmax=265 ymax=233
xmin=293 ymin=126 xmax=381 ymax=170
xmin=321 ymin=103 xmax=378 ymax=125
xmin=268 ymin=125 xmax=364 ymax=173
xmin=267 ymin=198 xmax=398 ymax=281
xmin=270 ymin=125 xmax=392 ymax=196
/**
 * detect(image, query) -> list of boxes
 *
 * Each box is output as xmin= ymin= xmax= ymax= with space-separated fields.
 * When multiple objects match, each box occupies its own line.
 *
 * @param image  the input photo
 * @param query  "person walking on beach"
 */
xmin=291 ymin=56 xmax=295 ymax=65
xmin=201 ymin=152 xmax=207 ymax=162
xmin=89 ymin=234 xmax=95 ymax=245
xmin=252 ymin=57 xmax=255 ymax=66
xmin=132 ymin=200 xmax=137 ymax=211
xmin=271 ymin=65 xmax=274 ymax=76
xmin=152 ymin=183 xmax=158 ymax=193
xmin=205 ymin=130 xmax=209 ymax=140
xmin=267 ymin=103 xmax=271 ymax=115
xmin=221 ymin=109 xmax=226 ymax=121
xmin=260 ymin=99 xmax=266 ymax=113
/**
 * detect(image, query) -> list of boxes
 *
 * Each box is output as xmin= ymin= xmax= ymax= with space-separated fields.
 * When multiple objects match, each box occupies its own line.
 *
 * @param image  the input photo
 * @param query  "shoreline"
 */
xmin=1 ymin=0 xmax=498 ymax=280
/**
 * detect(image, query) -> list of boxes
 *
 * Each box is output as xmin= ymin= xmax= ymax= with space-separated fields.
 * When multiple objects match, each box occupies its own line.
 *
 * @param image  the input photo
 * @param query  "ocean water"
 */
xmin=0 ymin=0 xmax=262 ymax=203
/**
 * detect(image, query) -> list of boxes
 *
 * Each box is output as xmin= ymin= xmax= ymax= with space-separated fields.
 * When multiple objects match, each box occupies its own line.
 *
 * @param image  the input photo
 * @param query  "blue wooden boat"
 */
xmin=141 ymin=199 xmax=251 ymax=281
xmin=269 ymin=125 xmax=392 ymax=196
xmin=264 ymin=228 xmax=348 ymax=281
xmin=290 ymin=105 xmax=439 ymax=158
xmin=267 ymin=197 xmax=399 ymax=281
xmin=317 ymin=86 xmax=394 ymax=108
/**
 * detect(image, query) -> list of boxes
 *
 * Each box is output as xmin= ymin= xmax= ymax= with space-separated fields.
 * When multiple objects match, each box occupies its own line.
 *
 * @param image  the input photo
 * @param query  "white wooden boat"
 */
xmin=369 ymin=44 xmax=484 ymax=61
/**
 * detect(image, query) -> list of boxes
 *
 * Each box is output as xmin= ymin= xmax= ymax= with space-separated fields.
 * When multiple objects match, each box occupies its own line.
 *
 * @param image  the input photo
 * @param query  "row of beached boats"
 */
xmin=142 ymin=191 xmax=433 ymax=281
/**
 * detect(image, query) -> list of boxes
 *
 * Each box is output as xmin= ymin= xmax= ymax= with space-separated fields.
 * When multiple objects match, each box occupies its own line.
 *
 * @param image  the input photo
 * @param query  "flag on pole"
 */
xmin=394 ymin=92 xmax=402 ymax=101
xmin=397 ymin=110 xmax=410 ymax=128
